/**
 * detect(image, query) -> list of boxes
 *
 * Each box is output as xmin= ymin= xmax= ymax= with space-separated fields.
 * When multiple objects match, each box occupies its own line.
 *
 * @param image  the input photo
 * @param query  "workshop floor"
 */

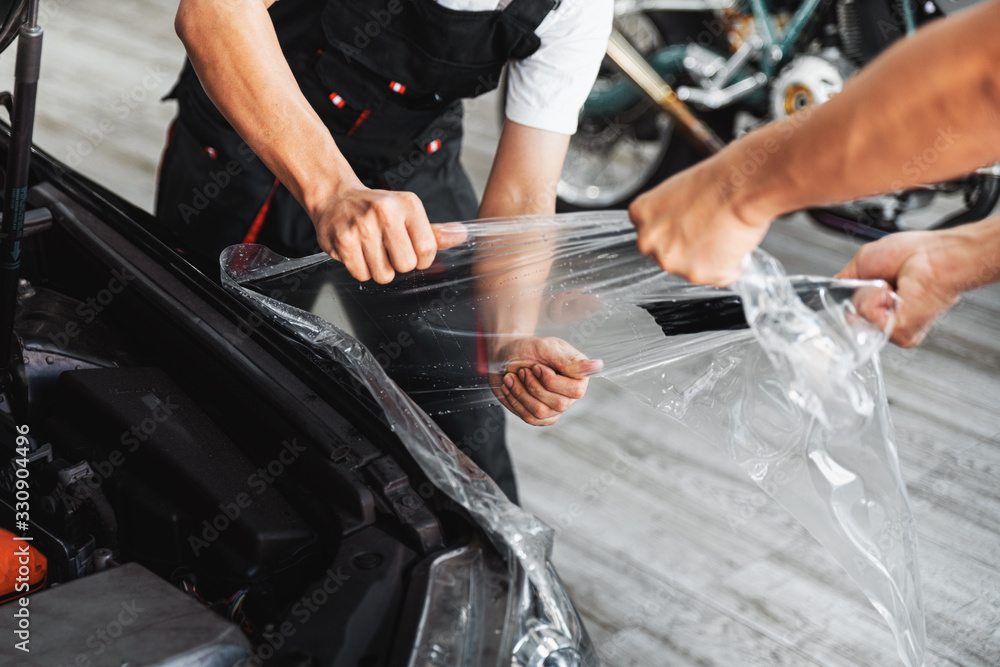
xmin=14 ymin=1 xmax=1000 ymax=665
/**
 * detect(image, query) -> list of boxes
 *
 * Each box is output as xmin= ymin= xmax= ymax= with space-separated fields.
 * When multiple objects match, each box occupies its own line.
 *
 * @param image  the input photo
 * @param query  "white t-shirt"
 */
xmin=434 ymin=0 xmax=613 ymax=134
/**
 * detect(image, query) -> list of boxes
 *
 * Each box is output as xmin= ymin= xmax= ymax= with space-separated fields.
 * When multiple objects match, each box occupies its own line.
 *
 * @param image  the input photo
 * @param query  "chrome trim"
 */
xmin=677 ymin=73 xmax=767 ymax=109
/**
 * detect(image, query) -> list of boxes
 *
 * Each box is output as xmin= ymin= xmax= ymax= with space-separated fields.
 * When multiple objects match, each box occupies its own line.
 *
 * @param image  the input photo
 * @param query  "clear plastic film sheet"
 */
xmin=221 ymin=212 xmax=925 ymax=667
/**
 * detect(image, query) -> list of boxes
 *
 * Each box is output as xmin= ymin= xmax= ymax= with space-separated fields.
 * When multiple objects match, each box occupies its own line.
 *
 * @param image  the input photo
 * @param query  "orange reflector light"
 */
xmin=0 ymin=527 xmax=47 ymax=604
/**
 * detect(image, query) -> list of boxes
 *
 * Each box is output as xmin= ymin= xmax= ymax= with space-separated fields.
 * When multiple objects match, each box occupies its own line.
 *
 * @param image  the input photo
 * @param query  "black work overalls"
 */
xmin=156 ymin=0 xmax=559 ymax=501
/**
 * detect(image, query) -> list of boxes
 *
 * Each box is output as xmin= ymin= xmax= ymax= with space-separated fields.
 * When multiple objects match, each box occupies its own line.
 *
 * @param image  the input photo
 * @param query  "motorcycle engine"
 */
xmin=768 ymin=49 xmax=856 ymax=121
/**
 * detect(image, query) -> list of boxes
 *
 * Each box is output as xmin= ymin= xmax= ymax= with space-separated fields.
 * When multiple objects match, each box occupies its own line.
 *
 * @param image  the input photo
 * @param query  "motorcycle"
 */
xmin=558 ymin=0 xmax=1000 ymax=239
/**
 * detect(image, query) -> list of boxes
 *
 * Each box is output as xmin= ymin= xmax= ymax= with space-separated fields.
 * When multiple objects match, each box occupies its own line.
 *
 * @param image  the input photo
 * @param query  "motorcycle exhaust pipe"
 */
xmin=606 ymin=28 xmax=726 ymax=156
xmin=0 ymin=0 xmax=42 ymax=392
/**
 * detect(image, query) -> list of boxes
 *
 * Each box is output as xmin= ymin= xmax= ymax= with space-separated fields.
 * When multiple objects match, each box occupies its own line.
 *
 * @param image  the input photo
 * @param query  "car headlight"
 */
xmin=405 ymin=539 xmax=598 ymax=667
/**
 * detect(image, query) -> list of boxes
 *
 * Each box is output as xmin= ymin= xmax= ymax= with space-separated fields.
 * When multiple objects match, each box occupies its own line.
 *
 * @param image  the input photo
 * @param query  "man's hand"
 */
xmin=310 ymin=186 xmax=468 ymax=284
xmin=628 ymin=160 xmax=772 ymax=287
xmin=836 ymin=231 xmax=967 ymax=348
xmin=489 ymin=336 xmax=603 ymax=426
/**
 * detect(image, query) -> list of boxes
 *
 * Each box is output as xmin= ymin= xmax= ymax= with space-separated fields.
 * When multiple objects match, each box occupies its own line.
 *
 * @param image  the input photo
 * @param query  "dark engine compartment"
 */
xmin=0 ymin=149 xmax=481 ymax=665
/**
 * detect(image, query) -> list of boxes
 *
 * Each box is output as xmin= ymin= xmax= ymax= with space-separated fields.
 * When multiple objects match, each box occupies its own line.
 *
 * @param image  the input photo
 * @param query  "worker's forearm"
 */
xmin=477 ymin=121 xmax=568 ymax=220
xmin=728 ymin=1 xmax=1000 ymax=224
xmin=476 ymin=194 xmax=551 ymax=340
xmin=175 ymin=0 xmax=358 ymax=214
xmin=477 ymin=164 xmax=558 ymax=221
xmin=475 ymin=122 xmax=567 ymax=343
xmin=939 ymin=214 xmax=1000 ymax=293
xmin=475 ymin=190 xmax=553 ymax=343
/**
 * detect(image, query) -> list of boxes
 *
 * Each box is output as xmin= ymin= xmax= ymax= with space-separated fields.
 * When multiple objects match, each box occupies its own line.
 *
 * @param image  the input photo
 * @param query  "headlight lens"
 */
xmin=406 ymin=540 xmax=599 ymax=667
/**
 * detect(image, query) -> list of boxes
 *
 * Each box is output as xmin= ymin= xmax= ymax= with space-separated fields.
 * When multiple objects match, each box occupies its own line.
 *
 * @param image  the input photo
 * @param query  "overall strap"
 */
xmin=502 ymin=0 xmax=560 ymax=34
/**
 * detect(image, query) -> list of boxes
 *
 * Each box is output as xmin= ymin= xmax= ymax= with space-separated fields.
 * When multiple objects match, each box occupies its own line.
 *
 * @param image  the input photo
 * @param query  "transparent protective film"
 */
xmin=221 ymin=212 xmax=925 ymax=666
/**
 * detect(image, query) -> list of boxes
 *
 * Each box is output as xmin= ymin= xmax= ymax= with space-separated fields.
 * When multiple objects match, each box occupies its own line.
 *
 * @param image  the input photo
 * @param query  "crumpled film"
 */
xmin=221 ymin=211 xmax=925 ymax=667
xmin=220 ymin=247 xmax=596 ymax=666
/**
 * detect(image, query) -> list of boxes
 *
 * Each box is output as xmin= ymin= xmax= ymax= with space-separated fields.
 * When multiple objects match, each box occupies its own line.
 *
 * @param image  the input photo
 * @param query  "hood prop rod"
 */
xmin=0 ymin=0 xmax=42 ymax=399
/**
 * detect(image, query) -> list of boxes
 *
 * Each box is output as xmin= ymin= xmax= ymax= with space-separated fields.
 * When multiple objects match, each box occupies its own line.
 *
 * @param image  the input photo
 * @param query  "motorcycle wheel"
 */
xmin=555 ymin=11 xmax=734 ymax=212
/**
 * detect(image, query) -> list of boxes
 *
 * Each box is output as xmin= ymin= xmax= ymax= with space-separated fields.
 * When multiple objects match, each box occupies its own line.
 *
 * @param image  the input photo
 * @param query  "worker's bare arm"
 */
xmin=630 ymin=0 xmax=1000 ymax=286
xmin=475 ymin=121 xmax=601 ymax=426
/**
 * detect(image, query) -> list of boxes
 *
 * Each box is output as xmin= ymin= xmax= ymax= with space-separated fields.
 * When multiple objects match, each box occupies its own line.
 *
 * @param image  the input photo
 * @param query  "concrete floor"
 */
xmin=11 ymin=1 xmax=1000 ymax=665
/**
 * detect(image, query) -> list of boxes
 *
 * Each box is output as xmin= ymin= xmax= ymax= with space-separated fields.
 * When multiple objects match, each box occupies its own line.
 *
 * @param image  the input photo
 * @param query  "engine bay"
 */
xmin=0 ymin=177 xmax=487 ymax=665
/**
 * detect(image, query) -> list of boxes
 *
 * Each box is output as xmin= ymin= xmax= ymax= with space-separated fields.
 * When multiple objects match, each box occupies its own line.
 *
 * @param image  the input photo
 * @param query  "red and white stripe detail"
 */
xmin=329 ymin=92 xmax=346 ymax=108
xmin=389 ymin=80 xmax=407 ymax=94
xmin=426 ymin=139 xmax=442 ymax=154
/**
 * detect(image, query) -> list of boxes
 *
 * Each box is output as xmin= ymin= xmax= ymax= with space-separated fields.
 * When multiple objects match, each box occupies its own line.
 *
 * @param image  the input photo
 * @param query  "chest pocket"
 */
xmin=318 ymin=0 xmax=556 ymax=105
xmin=296 ymin=48 xmax=390 ymax=137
